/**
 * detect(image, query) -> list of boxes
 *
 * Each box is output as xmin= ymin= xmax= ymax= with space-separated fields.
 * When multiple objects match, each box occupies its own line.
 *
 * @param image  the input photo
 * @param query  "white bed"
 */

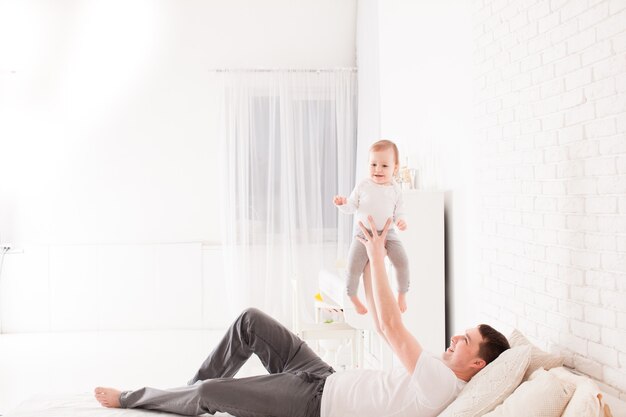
xmin=4 ymin=366 xmax=625 ymax=417
xmin=6 ymin=384 xmax=624 ymax=417
xmin=0 ymin=330 xmax=262 ymax=417
xmin=2 ymin=329 xmax=625 ymax=417
xmin=4 ymin=392 xmax=234 ymax=417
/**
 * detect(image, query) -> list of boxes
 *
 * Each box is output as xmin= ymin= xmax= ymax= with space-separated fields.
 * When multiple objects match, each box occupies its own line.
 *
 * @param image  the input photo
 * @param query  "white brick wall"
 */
xmin=474 ymin=0 xmax=626 ymax=400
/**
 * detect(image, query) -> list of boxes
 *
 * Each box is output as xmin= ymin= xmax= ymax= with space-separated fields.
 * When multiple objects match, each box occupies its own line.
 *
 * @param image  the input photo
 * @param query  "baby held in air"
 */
xmin=334 ymin=139 xmax=410 ymax=315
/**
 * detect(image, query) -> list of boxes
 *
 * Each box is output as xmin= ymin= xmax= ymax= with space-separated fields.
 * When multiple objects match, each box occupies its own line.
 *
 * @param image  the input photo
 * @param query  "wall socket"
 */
xmin=1 ymin=244 xmax=22 ymax=254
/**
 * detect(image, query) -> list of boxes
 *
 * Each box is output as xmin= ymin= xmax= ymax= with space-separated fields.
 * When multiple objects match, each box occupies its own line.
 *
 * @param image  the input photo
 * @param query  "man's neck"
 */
xmin=452 ymin=368 xmax=475 ymax=382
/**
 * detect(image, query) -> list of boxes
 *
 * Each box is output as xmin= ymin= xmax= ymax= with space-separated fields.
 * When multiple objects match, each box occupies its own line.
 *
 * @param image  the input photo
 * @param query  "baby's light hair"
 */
xmin=369 ymin=140 xmax=400 ymax=166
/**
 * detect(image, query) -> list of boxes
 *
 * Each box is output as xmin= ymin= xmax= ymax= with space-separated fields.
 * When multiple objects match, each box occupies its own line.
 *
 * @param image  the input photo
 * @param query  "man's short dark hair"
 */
xmin=477 ymin=324 xmax=510 ymax=365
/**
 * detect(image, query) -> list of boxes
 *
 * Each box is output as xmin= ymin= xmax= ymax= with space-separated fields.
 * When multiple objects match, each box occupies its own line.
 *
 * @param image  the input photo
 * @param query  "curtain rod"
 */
xmin=209 ymin=68 xmax=357 ymax=73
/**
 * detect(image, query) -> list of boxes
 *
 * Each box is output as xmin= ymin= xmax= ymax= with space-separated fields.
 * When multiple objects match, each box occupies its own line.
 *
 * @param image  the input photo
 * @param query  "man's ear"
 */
xmin=473 ymin=358 xmax=487 ymax=370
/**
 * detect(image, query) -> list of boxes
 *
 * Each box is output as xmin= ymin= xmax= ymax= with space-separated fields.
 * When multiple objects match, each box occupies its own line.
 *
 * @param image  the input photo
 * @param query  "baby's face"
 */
xmin=368 ymin=148 xmax=397 ymax=185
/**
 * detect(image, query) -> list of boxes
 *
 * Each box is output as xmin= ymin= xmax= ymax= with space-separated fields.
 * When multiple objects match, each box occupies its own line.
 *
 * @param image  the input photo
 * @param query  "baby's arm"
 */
xmin=394 ymin=187 xmax=408 ymax=231
xmin=334 ymin=185 xmax=359 ymax=214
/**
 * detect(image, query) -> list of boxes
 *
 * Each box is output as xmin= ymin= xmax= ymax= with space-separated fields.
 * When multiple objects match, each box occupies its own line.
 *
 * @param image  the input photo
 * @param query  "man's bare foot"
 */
xmin=94 ymin=387 xmax=122 ymax=408
xmin=350 ymin=295 xmax=368 ymax=315
xmin=398 ymin=293 xmax=407 ymax=313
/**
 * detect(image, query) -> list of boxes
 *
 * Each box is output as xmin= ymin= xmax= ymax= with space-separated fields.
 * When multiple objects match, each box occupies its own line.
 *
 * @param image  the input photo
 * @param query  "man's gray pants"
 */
xmin=119 ymin=308 xmax=335 ymax=417
xmin=346 ymin=229 xmax=410 ymax=296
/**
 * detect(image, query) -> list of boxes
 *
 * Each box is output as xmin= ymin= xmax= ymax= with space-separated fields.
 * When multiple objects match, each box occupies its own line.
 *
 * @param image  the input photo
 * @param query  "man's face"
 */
xmin=442 ymin=327 xmax=486 ymax=376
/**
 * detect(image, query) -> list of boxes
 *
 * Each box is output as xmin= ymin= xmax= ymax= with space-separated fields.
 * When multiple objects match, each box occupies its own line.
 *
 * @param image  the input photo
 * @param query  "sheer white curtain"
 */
xmin=218 ymin=70 xmax=357 ymax=325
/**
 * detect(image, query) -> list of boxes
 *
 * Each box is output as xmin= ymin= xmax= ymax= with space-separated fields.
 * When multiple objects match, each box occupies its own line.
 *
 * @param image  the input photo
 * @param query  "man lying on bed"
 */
xmin=95 ymin=216 xmax=510 ymax=417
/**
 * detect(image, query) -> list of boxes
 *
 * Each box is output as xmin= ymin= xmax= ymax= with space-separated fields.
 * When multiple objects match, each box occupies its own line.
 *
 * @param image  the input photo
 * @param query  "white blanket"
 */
xmin=4 ymin=392 xmax=235 ymax=417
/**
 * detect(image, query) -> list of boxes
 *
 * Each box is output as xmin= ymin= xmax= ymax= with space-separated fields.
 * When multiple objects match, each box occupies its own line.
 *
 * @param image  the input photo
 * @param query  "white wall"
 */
xmin=0 ymin=0 xmax=356 ymax=246
xmin=474 ymin=0 xmax=626 ymax=400
xmin=355 ymin=0 xmax=381 ymax=178
xmin=0 ymin=0 xmax=356 ymax=332
xmin=357 ymin=0 xmax=626 ymax=400
xmin=378 ymin=0 xmax=477 ymax=338
xmin=357 ymin=0 xmax=478 ymax=335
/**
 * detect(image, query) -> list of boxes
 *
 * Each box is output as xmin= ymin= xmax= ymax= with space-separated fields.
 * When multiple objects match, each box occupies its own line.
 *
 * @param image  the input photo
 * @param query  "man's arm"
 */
xmin=362 ymin=264 xmax=390 ymax=346
xmin=356 ymin=216 xmax=423 ymax=374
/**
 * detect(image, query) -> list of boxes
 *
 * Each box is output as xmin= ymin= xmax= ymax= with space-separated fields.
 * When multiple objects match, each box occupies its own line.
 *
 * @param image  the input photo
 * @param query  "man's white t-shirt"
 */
xmin=320 ymin=353 xmax=465 ymax=417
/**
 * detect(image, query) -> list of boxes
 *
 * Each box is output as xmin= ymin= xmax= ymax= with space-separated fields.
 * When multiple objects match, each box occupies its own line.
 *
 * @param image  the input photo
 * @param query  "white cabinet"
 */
xmin=393 ymin=190 xmax=446 ymax=355
xmin=366 ymin=190 xmax=446 ymax=369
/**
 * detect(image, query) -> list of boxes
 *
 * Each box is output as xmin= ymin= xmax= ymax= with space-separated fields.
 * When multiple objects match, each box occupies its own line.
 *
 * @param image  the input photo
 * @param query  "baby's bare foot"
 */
xmin=94 ymin=387 xmax=122 ymax=408
xmin=350 ymin=295 xmax=368 ymax=315
xmin=398 ymin=293 xmax=407 ymax=313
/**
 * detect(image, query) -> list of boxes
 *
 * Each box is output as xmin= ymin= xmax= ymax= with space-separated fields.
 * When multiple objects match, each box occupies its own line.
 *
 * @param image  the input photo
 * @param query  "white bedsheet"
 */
xmin=4 ymin=392 xmax=235 ymax=417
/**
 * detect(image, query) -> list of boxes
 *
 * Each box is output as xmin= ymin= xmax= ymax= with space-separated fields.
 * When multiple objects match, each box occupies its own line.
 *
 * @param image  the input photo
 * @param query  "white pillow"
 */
xmin=483 ymin=368 xmax=576 ymax=417
xmin=508 ymin=329 xmax=563 ymax=381
xmin=549 ymin=367 xmax=603 ymax=417
xmin=438 ymin=345 xmax=531 ymax=417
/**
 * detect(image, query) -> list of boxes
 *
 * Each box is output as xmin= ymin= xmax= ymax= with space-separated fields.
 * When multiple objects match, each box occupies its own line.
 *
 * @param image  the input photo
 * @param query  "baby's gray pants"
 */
xmin=346 ymin=229 xmax=410 ymax=296
xmin=119 ymin=308 xmax=334 ymax=417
